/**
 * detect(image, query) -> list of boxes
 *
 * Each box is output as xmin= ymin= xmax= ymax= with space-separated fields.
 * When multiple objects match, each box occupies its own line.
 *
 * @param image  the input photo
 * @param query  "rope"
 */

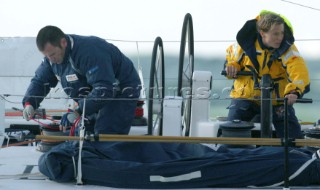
xmin=280 ymin=0 xmax=320 ymax=12
xmin=1 ymin=139 xmax=40 ymax=148
xmin=76 ymin=98 xmax=86 ymax=185
xmin=69 ymin=117 xmax=81 ymax=136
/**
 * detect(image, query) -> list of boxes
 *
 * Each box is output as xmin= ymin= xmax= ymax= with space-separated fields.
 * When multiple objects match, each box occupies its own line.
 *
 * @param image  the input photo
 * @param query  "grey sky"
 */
xmin=1 ymin=0 xmax=320 ymax=57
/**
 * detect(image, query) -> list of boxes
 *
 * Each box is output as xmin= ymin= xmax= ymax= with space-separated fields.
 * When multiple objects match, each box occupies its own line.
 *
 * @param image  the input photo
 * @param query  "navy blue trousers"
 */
xmin=94 ymin=99 xmax=137 ymax=134
xmin=227 ymin=99 xmax=303 ymax=138
xmin=82 ymin=94 xmax=138 ymax=135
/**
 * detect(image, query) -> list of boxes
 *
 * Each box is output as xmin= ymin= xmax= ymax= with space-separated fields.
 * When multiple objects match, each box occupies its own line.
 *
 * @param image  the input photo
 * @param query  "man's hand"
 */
xmin=226 ymin=65 xmax=238 ymax=78
xmin=59 ymin=106 xmax=81 ymax=133
xmin=285 ymin=93 xmax=298 ymax=105
xmin=60 ymin=112 xmax=72 ymax=127
xmin=67 ymin=112 xmax=80 ymax=124
xmin=23 ymin=103 xmax=35 ymax=121
xmin=60 ymin=111 xmax=80 ymax=127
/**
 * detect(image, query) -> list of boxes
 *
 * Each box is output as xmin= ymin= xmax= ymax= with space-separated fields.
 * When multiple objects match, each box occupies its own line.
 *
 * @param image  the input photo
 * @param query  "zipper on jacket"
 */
xmin=262 ymin=51 xmax=268 ymax=70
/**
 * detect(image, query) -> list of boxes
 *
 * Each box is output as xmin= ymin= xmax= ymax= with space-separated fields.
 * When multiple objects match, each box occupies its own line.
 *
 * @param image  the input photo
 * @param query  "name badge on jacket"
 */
xmin=66 ymin=74 xmax=79 ymax=82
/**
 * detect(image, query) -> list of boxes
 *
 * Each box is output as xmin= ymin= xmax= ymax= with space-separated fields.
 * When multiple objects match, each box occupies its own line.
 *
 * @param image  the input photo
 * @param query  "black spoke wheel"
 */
xmin=178 ymin=13 xmax=194 ymax=137
xmin=148 ymin=37 xmax=165 ymax=135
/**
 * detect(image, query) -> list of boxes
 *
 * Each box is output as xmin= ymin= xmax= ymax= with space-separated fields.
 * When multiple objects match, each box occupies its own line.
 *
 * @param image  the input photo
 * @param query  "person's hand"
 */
xmin=66 ymin=111 xmax=81 ymax=136
xmin=67 ymin=112 xmax=80 ymax=124
xmin=60 ymin=112 xmax=73 ymax=127
xmin=60 ymin=111 xmax=80 ymax=126
xmin=226 ymin=65 xmax=238 ymax=78
xmin=23 ymin=103 xmax=35 ymax=121
xmin=285 ymin=92 xmax=298 ymax=105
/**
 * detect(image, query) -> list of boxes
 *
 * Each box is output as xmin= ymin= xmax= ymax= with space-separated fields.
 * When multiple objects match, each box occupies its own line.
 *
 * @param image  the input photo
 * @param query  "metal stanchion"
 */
xmin=283 ymin=97 xmax=289 ymax=190
xmin=261 ymin=74 xmax=273 ymax=138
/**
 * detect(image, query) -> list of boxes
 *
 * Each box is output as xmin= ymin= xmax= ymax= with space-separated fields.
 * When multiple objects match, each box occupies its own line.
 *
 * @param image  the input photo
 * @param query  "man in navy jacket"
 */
xmin=22 ymin=25 xmax=141 ymax=134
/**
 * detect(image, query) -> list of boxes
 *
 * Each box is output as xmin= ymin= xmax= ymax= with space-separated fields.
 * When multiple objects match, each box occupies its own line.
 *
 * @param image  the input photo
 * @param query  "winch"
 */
xmin=219 ymin=120 xmax=255 ymax=148
xmin=304 ymin=126 xmax=320 ymax=150
xmin=37 ymin=123 xmax=67 ymax=152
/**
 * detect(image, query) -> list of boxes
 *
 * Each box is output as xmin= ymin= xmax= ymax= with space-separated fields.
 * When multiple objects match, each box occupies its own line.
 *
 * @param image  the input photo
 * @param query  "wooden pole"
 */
xmin=34 ymin=135 xmax=320 ymax=147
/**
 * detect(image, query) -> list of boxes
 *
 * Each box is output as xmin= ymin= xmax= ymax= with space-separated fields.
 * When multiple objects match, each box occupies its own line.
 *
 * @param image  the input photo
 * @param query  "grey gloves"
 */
xmin=23 ymin=103 xmax=35 ymax=121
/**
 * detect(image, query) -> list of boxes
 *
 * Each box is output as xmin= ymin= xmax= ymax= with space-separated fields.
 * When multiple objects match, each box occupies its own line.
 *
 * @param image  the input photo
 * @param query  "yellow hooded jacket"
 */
xmin=224 ymin=13 xmax=310 ymax=105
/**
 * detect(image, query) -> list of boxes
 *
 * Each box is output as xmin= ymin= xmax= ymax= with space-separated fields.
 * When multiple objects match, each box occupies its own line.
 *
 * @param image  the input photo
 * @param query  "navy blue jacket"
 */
xmin=23 ymin=35 xmax=141 ymax=115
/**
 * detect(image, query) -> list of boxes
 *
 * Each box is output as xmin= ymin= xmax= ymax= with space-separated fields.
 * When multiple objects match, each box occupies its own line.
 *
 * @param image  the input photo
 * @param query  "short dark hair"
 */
xmin=36 ymin=25 xmax=65 ymax=51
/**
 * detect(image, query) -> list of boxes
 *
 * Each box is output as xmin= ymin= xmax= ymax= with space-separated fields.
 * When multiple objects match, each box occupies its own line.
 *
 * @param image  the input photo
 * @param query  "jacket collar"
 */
xmin=236 ymin=18 xmax=295 ymax=72
xmin=236 ymin=18 xmax=295 ymax=55
xmin=61 ymin=35 xmax=72 ymax=64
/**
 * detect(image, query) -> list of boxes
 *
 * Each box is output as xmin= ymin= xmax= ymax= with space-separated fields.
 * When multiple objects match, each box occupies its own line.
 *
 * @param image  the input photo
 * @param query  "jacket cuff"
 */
xmin=284 ymin=84 xmax=300 ymax=97
xmin=24 ymin=102 xmax=31 ymax=107
xmin=289 ymin=91 xmax=301 ymax=98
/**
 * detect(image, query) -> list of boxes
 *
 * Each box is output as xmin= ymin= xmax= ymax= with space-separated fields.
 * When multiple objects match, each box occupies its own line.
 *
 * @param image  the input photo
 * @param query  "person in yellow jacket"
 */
xmin=224 ymin=10 xmax=310 ymax=138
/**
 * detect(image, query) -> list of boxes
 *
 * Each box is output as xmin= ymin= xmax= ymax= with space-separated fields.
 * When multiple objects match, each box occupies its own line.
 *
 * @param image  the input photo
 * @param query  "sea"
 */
xmin=1 ymin=37 xmax=319 ymax=124
xmin=131 ymin=53 xmax=320 ymax=123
